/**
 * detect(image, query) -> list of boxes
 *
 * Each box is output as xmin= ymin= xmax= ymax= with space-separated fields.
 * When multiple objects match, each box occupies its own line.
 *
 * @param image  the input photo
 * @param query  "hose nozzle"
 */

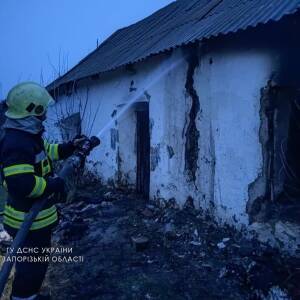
xmin=89 ymin=136 xmax=101 ymax=148
xmin=78 ymin=136 xmax=100 ymax=157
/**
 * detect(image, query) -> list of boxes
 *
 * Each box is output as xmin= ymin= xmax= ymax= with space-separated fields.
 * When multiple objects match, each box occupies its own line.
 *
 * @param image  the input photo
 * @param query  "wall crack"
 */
xmin=184 ymin=45 xmax=200 ymax=182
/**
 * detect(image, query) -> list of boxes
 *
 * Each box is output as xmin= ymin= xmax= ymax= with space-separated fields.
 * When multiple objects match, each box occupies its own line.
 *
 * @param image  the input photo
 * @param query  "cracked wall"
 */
xmin=194 ymin=39 xmax=276 ymax=225
xmin=184 ymin=46 xmax=200 ymax=182
xmin=147 ymin=48 xmax=196 ymax=205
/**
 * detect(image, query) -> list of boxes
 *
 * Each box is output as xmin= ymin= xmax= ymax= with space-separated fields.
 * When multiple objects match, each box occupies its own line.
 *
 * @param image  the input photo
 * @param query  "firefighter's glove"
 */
xmin=72 ymin=135 xmax=87 ymax=150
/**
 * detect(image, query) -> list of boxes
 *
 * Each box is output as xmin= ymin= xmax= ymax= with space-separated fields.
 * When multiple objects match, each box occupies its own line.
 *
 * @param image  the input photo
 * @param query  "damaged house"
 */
xmin=47 ymin=0 xmax=300 ymax=254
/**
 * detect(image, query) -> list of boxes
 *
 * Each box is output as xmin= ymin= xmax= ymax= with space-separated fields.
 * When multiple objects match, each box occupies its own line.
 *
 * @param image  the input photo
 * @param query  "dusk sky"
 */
xmin=0 ymin=0 xmax=173 ymax=99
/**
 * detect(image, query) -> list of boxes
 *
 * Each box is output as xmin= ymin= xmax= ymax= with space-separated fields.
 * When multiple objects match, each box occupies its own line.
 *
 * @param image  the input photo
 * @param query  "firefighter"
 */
xmin=0 ymin=82 xmax=82 ymax=300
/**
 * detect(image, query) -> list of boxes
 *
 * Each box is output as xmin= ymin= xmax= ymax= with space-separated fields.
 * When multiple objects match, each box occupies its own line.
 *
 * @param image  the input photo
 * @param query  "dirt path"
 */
xmin=44 ymin=186 xmax=299 ymax=300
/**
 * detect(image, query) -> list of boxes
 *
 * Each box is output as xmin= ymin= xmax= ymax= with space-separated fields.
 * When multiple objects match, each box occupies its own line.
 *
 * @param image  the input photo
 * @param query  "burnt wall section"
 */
xmin=110 ymin=128 xmax=119 ymax=150
xmin=208 ymin=122 xmax=216 ymax=213
xmin=184 ymin=46 xmax=200 ymax=182
xmin=247 ymin=82 xmax=297 ymax=224
xmin=272 ymin=88 xmax=294 ymax=198
xmin=247 ymin=83 xmax=272 ymax=223
xmin=116 ymin=147 xmax=123 ymax=184
xmin=150 ymin=145 xmax=161 ymax=172
xmin=282 ymin=93 xmax=300 ymax=201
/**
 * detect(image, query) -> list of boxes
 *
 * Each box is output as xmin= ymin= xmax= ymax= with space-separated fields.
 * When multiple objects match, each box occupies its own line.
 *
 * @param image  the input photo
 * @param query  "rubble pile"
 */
xmin=8 ymin=184 xmax=300 ymax=299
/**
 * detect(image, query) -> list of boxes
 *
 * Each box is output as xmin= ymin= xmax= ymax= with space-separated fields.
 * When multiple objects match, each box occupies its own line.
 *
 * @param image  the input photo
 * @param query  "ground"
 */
xmin=36 ymin=183 xmax=299 ymax=300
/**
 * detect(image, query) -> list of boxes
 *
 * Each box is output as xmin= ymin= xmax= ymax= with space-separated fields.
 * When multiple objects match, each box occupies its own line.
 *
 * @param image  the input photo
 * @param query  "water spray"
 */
xmin=96 ymin=57 xmax=184 ymax=138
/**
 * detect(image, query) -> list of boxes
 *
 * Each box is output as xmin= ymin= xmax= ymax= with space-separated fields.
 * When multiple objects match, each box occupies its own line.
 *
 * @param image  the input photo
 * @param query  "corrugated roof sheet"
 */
xmin=48 ymin=0 xmax=300 ymax=90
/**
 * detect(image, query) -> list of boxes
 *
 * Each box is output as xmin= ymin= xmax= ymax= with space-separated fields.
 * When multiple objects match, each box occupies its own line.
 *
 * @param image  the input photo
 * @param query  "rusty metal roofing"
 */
xmin=48 ymin=0 xmax=300 ymax=90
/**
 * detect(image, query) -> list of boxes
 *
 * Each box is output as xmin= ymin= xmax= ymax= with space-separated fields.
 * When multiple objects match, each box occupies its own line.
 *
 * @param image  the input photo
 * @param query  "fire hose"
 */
xmin=0 ymin=136 xmax=100 ymax=296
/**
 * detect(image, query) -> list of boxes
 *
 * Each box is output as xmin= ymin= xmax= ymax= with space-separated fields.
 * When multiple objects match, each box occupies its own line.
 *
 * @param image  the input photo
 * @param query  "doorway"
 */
xmin=135 ymin=102 xmax=150 ymax=199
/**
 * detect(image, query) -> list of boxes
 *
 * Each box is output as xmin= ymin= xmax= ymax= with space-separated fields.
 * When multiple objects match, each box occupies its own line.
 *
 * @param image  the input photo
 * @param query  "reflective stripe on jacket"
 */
xmin=0 ymin=128 xmax=74 ymax=230
xmin=4 ymin=204 xmax=58 ymax=230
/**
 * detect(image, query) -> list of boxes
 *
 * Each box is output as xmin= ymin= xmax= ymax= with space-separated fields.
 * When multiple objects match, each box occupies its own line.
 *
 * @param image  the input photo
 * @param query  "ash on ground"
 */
xmin=19 ymin=184 xmax=300 ymax=299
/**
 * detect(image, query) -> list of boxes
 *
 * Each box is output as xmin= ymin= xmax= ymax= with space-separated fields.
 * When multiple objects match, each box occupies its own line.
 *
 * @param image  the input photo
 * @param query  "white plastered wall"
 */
xmin=46 ymin=44 xmax=276 ymax=227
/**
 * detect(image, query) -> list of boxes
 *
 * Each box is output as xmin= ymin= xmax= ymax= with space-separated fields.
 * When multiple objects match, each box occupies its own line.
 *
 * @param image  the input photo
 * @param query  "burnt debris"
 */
xmin=39 ymin=184 xmax=299 ymax=299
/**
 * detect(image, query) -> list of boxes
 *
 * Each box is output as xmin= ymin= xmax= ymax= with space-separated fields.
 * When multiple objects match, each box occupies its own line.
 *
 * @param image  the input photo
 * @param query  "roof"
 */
xmin=48 ymin=0 xmax=300 ymax=91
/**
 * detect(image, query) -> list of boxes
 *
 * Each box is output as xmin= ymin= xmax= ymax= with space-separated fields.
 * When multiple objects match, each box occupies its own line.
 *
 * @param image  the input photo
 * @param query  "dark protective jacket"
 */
xmin=0 ymin=128 xmax=75 ymax=231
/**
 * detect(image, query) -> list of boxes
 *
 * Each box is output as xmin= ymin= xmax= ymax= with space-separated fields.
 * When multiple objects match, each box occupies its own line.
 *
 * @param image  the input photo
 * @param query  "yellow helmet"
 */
xmin=5 ymin=82 xmax=54 ymax=119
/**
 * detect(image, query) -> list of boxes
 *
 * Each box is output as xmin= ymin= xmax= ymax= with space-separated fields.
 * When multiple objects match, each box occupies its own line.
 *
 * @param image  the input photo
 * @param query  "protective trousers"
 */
xmin=7 ymin=228 xmax=52 ymax=299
